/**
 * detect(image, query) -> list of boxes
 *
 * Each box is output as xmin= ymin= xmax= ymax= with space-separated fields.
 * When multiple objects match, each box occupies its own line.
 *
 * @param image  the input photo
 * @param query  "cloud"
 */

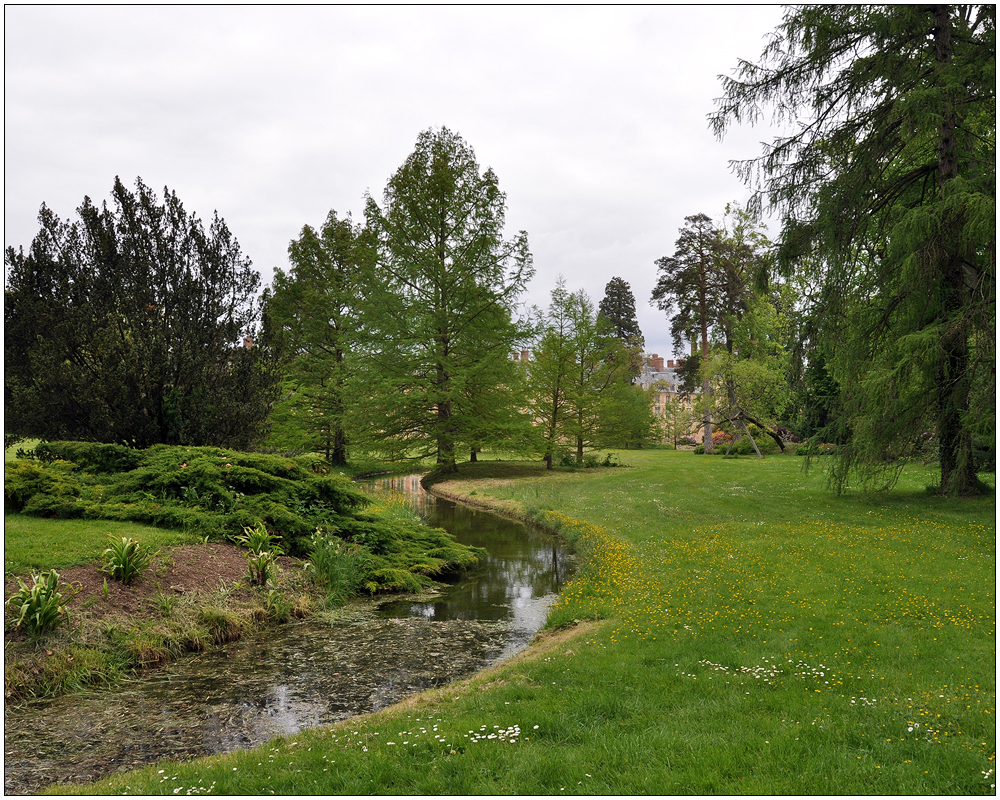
xmin=4 ymin=5 xmax=786 ymax=357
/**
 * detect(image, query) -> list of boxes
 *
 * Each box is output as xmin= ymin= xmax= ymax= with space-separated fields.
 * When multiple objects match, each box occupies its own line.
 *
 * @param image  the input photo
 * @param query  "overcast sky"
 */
xmin=5 ymin=5 xmax=787 ymax=359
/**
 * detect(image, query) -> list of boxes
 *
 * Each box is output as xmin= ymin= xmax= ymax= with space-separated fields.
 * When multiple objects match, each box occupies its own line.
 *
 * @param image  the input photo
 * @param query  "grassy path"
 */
xmin=60 ymin=451 xmax=995 ymax=795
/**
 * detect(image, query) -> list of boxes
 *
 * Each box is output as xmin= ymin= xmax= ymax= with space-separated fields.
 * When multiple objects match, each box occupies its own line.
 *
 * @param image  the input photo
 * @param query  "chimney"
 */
xmin=521 ymin=349 xmax=530 ymax=362
xmin=243 ymin=335 xmax=254 ymax=349
xmin=653 ymin=355 xmax=665 ymax=371
xmin=667 ymin=359 xmax=675 ymax=368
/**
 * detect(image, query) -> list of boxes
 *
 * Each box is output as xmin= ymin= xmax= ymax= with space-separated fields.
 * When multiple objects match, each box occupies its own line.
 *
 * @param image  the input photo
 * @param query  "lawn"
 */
xmin=53 ymin=450 xmax=997 ymax=795
xmin=4 ymin=515 xmax=199 ymax=579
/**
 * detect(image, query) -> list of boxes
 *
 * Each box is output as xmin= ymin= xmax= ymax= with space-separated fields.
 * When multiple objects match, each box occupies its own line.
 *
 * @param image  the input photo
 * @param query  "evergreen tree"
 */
xmin=360 ymin=127 xmax=533 ymax=472
xmin=651 ymin=213 xmax=724 ymax=451
xmin=4 ymin=177 xmax=279 ymax=448
xmin=598 ymin=276 xmax=645 ymax=363
xmin=266 ymin=210 xmax=368 ymax=466
xmin=711 ymin=5 xmax=995 ymax=494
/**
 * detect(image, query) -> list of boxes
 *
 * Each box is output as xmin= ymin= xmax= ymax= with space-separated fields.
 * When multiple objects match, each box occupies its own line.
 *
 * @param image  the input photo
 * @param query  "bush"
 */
xmin=796 ymin=441 xmax=838 ymax=456
xmin=33 ymin=441 xmax=144 ymax=473
xmin=4 ymin=460 xmax=80 ymax=513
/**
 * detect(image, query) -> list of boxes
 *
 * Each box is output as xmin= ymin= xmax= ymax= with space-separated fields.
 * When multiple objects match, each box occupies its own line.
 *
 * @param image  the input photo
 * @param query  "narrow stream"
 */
xmin=3 ymin=476 xmax=572 ymax=794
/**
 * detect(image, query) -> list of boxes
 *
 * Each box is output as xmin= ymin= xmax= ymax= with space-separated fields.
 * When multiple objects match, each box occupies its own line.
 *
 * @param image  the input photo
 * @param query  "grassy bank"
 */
xmin=54 ymin=451 xmax=996 ymax=794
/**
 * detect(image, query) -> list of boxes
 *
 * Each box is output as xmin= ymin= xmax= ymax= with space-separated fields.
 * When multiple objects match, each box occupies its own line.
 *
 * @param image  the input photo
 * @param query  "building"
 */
xmin=636 ymin=354 xmax=701 ymax=443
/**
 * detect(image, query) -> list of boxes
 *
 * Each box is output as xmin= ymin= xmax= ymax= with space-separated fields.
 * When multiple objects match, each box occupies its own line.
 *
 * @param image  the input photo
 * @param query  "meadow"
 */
xmin=46 ymin=450 xmax=997 ymax=794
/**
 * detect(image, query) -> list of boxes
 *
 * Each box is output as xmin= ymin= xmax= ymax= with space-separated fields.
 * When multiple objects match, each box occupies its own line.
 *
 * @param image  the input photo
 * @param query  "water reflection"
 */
xmin=4 ymin=474 xmax=572 ymax=795
xmin=374 ymin=475 xmax=568 ymax=641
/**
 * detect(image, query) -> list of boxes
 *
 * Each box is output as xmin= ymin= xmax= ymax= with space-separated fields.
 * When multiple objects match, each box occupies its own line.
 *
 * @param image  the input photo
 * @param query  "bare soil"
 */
xmin=4 ymin=543 xmax=302 ymax=627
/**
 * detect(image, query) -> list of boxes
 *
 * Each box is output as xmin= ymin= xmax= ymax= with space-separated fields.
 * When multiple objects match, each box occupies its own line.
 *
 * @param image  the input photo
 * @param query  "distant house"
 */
xmin=636 ymin=354 xmax=701 ymax=443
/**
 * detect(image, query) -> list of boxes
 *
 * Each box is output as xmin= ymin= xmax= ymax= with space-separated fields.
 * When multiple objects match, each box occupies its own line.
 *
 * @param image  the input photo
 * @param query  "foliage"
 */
xmin=4 ymin=176 xmax=281 ymax=449
xmin=5 ymin=443 xmax=483 ymax=597
xmin=234 ymin=522 xmax=284 ymax=587
xmin=595 ymin=382 xmax=660 ymax=450
xmin=306 ymin=531 xmax=372 ymax=606
xmin=358 ymin=127 xmax=534 ymax=472
xmin=265 ymin=210 xmax=368 ymax=466
xmin=651 ymin=212 xmax=727 ymax=450
xmin=32 ymin=441 xmax=144 ymax=473
xmin=4 ymin=459 xmax=80 ymax=513
xmin=528 ymin=279 xmax=639 ymax=467
xmin=101 ymin=536 xmax=154 ymax=585
xmin=711 ymin=5 xmax=996 ymax=495
xmin=5 ymin=569 xmax=79 ymax=636
xmin=796 ymin=441 xmax=838 ymax=457
xmin=597 ymin=276 xmax=645 ymax=373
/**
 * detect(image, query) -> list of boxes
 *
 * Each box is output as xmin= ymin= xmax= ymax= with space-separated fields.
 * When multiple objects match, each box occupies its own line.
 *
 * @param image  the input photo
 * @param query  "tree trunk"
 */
xmin=332 ymin=424 xmax=348 ymax=467
xmin=933 ymin=5 xmax=978 ymax=495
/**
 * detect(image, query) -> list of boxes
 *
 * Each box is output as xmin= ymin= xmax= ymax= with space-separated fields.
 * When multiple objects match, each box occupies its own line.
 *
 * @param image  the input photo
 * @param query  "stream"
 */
xmin=3 ymin=475 xmax=572 ymax=794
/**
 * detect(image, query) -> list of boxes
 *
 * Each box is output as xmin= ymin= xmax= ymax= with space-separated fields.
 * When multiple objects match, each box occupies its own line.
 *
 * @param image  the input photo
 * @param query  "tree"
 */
xmin=596 ymin=382 xmax=661 ymax=449
xmin=359 ymin=127 xmax=533 ymax=472
xmin=266 ymin=210 xmax=368 ymax=466
xmin=4 ymin=177 xmax=279 ymax=449
xmin=651 ymin=213 xmax=727 ymax=451
xmin=528 ymin=280 xmax=578 ymax=470
xmin=529 ymin=279 xmax=638 ymax=466
xmin=709 ymin=207 xmax=789 ymax=454
xmin=598 ymin=277 xmax=645 ymax=378
xmin=708 ymin=289 xmax=793 ymax=455
xmin=711 ymin=5 xmax=995 ymax=494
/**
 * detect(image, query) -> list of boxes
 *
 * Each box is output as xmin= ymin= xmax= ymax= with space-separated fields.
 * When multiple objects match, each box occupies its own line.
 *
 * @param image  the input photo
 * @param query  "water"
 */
xmin=3 ymin=475 xmax=572 ymax=794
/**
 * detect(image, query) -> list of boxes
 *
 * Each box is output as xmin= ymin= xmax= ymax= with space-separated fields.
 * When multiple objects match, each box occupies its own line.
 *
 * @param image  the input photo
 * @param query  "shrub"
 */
xmin=4 ymin=460 xmax=80 ymax=513
xmin=33 ymin=441 xmax=144 ymax=473
xmin=5 ymin=570 xmax=80 ymax=636
xmin=102 ymin=537 xmax=155 ymax=585
xmin=796 ymin=441 xmax=838 ymax=456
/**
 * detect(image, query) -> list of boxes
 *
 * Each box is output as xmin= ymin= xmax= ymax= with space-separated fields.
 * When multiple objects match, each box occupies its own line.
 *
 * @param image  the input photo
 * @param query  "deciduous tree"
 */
xmin=360 ymin=127 xmax=533 ymax=472
xmin=266 ymin=211 xmax=368 ymax=465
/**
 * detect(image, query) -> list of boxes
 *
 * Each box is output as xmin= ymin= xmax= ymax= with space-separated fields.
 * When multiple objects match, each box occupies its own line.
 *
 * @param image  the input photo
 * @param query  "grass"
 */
xmin=45 ymin=450 xmax=998 ymax=794
xmin=4 ymin=516 xmax=198 ymax=579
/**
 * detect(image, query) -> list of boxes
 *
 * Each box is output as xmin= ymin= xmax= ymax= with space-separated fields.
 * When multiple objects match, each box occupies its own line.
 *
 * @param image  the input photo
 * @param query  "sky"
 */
xmin=4 ymin=5 xmax=788 ymax=359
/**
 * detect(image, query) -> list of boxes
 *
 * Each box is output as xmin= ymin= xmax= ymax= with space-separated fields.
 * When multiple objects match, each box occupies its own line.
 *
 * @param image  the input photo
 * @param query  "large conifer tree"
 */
xmin=711 ymin=5 xmax=995 ymax=494
xmin=5 ymin=177 xmax=279 ymax=448
xmin=360 ymin=128 xmax=533 ymax=472
xmin=266 ymin=211 xmax=367 ymax=466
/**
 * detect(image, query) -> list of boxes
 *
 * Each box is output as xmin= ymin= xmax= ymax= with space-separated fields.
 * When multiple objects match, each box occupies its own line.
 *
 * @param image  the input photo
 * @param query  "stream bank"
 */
xmin=4 ymin=475 xmax=573 ymax=794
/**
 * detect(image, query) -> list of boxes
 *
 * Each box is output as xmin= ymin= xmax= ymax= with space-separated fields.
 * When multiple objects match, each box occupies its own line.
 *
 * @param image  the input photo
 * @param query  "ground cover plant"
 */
xmin=4 ymin=442 xmax=482 ymax=703
xmin=63 ymin=450 xmax=995 ymax=795
xmin=5 ymin=441 xmax=481 ymax=593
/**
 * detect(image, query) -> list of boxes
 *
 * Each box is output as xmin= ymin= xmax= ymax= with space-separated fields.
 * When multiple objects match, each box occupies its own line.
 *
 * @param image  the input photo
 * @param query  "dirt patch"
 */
xmin=4 ymin=543 xmax=302 ymax=626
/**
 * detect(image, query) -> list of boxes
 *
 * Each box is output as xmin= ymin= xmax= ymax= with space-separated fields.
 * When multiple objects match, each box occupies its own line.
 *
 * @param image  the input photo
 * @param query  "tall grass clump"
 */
xmin=306 ymin=530 xmax=372 ymax=606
